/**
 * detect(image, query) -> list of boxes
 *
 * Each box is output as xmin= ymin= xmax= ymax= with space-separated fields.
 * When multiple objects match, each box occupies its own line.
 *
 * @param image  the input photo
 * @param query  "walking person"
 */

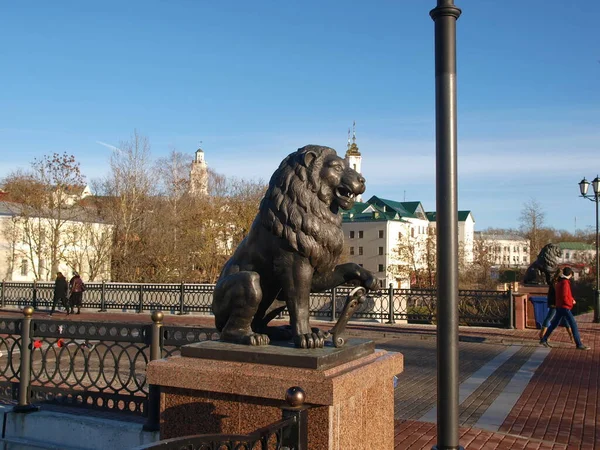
xmin=68 ymin=271 xmax=85 ymax=315
xmin=49 ymin=272 xmax=68 ymax=316
xmin=540 ymin=267 xmax=590 ymax=350
xmin=539 ymin=269 xmax=574 ymax=343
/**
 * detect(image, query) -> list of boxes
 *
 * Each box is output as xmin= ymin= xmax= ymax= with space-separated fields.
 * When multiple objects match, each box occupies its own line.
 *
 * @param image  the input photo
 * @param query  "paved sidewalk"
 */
xmin=1 ymin=307 xmax=597 ymax=449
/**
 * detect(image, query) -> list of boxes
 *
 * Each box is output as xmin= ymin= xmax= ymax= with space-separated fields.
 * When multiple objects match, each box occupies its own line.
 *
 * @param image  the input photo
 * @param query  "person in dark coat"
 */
xmin=50 ymin=272 xmax=69 ymax=316
xmin=68 ymin=272 xmax=85 ymax=315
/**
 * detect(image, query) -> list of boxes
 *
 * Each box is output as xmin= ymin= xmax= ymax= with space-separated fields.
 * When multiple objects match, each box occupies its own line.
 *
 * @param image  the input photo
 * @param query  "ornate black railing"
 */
xmin=0 ymin=308 xmax=219 ymax=426
xmin=131 ymin=387 xmax=309 ymax=450
xmin=0 ymin=281 xmax=511 ymax=328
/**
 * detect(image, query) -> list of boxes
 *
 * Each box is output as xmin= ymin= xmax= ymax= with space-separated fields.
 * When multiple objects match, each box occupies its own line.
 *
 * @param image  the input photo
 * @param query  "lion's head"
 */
xmin=524 ymin=243 xmax=562 ymax=284
xmin=536 ymin=243 xmax=561 ymax=273
xmin=259 ymin=145 xmax=365 ymax=272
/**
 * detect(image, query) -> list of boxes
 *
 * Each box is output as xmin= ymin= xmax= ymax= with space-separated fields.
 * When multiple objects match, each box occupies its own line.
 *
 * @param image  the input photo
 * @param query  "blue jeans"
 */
xmin=542 ymin=307 xmax=571 ymax=329
xmin=541 ymin=308 xmax=582 ymax=347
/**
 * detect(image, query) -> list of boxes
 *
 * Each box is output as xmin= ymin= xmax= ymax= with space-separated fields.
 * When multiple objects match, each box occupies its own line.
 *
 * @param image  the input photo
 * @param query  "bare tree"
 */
xmin=388 ymin=227 xmax=436 ymax=288
xmin=519 ymin=198 xmax=547 ymax=260
xmin=95 ymin=130 xmax=154 ymax=281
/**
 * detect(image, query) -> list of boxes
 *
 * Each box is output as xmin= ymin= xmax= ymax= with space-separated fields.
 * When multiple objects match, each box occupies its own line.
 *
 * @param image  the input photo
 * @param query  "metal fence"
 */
xmin=0 ymin=281 xmax=512 ymax=328
xmin=0 ymin=308 xmax=219 ymax=429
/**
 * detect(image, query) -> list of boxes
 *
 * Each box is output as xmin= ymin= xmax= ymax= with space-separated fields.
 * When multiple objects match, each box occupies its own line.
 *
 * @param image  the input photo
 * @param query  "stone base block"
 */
xmin=147 ymin=348 xmax=403 ymax=450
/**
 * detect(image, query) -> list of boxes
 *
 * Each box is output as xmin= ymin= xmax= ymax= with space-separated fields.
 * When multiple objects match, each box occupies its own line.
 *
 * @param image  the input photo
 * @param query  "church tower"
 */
xmin=345 ymin=121 xmax=362 ymax=201
xmin=190 ymin=147 xmax=208 ymax=196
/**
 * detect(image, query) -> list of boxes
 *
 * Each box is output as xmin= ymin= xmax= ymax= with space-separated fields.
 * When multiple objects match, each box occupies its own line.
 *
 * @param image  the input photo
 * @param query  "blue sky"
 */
xmin=1 ymin=0 xmax=598 ymax=231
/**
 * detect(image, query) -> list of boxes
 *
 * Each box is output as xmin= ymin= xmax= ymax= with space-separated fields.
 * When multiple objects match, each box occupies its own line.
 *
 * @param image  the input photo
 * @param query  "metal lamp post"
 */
xmin=578 ymin=176 xmax=600 ymax=323
xmin=430 ymin=1 xmax=463 ymax=449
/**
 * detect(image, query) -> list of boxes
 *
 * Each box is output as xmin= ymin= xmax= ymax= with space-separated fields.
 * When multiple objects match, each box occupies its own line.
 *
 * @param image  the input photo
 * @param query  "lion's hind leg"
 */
xmin=213 ymin=271 xmax=270 ymax=346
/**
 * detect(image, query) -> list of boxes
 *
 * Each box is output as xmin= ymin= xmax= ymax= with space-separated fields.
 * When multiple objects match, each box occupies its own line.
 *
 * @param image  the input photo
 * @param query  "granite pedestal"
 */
xmin=147 ymin=339 xmax=403 ymax=450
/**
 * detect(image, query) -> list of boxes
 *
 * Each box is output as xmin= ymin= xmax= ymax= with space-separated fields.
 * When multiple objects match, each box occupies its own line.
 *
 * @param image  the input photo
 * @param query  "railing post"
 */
xmin=387 ymin=283 xmax=395 ymax=324
xmin=281 ymin=387 xmax=308 ymax=450
xmin=1 ymin=280 xmax=5 ymax=309
xmin=177 ymin=282 xmax=186 ymax=315
xmin=14 ymin=306 xmax=38 ymax=413
xmin=32 ymin=280 xmax=38 ymax=310
xmin=507 ymin=286 xmax=514 ymax=329
xmin=144 ymin=311 xmax=163 ymax=431
xmin=100 ymin=281 xmax=107 ymax=312
xmin=330 ymin=287 xmax=337 ymax=322
xmin=138 ymin=284 xmax=144 ymax=313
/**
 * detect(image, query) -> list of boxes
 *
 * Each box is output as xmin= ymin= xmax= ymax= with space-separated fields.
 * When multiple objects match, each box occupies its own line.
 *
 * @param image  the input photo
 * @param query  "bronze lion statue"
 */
xmin=523 ymin=243 xmax=562 ymax=285
xmin=212 ymin=145 xmax=378 ymax=348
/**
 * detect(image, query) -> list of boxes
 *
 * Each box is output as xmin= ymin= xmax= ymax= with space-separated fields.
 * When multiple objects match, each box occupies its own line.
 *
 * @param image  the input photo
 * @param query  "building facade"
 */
xmin=556 ymin=241 xmax=595 ymax=265
xmin=342 ymin=196 xmax=474 ymax=288
xmin=473 ymin=232 xmax=530 ymax=267
xmin=0 ymin=201 xmax=113 ymax=282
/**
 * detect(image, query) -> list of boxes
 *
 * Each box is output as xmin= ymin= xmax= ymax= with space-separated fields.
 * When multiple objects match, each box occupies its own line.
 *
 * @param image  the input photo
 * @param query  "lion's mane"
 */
xmin=523 ymin=243 xmax=562 ymax=284
xmin=259 ymin=146 xmax=344 ymax=273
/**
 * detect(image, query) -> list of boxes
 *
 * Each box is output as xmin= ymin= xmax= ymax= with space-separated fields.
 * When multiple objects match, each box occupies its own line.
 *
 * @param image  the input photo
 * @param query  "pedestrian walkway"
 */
xmin=0 ymin=307 xmax=597 ymax=449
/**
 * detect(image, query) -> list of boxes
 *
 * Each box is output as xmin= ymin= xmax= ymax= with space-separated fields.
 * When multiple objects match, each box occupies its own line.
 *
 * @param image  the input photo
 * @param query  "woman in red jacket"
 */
xmin=540 ymin=267 xmax=590 ymax=350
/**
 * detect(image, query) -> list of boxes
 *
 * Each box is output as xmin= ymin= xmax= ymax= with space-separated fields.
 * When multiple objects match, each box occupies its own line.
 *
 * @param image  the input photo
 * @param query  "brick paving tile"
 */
xmin=394 ymin=421 xmax=569 ymax=449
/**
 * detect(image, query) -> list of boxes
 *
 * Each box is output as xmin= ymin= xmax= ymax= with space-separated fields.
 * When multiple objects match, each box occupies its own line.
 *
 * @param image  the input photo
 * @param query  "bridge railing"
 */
xmin=0 ymin=281 xmax=511 ymax=328
xmin=0 ymin=308 xmax=218 ymax=429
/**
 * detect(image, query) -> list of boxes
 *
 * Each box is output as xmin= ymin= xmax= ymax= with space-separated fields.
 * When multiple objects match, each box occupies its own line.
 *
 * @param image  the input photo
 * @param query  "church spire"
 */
xmin=347 ymin=128 xmax=351 ymax=150
xmin=345 ymin=121 xmax=361 ymax=157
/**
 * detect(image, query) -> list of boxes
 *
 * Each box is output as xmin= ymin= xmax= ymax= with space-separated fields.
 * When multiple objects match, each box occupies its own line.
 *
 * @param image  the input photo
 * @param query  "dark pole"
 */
xmin=430 ymin=1 xmax=462 ymax=450
xmin=595 ymin=195 xmax=599 ymax=323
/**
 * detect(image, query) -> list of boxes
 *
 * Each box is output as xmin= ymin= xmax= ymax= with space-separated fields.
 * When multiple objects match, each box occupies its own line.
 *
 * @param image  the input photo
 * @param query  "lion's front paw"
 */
xmin=360 ymin=272 xmax=379 ymax=291
xmin=221 ymin=329 xmax=270 ymax=346
xmin=294 ymin=330 xmax=325 ymax=349
xmin=247 ymin=333 xmax=270 ymax=346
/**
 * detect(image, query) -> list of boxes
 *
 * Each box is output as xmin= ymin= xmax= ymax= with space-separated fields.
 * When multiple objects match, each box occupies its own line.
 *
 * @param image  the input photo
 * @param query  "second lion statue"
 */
xmin=212 ymin=145 xmax=378 ymax=349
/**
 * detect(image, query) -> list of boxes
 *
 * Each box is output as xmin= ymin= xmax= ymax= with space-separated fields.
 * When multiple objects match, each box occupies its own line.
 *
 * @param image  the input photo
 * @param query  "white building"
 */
xmin=0 ymin=201 xmax=113 ymax=282
xmin=474 ymin=232 xmax=530 ymax=267
xmin=341 ymin=196 xmax=474 ymax=288
xmin=557 ymin=242 xmax=595 ymax=265
xmin=425 ymin=210 xmax=475 ymax=264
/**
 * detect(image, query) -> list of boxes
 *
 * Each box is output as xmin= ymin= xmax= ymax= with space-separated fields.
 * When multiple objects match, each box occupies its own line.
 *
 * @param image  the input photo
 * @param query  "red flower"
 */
xmin=57 ymin=339 xmax=65 ymax=348
xmin=33 ymin=340 xmax=42 ymax=349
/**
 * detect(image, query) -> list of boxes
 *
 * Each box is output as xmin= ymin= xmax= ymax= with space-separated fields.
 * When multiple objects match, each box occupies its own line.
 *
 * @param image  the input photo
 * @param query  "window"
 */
xmin=565 ymin=253 xmax=570 ymax=260
xmin=523 ymin=256 xmax=527 ymax=262
xmin=350 ymin=231 xmax=355 ymax=239
xmin=358 ymin=247 xmax=363 ymax=255
xmin=523 ymin=247 xmax=528 ymax=253
xmin=398 ymin=232 xmax=402 ymax=239
xmin=378 ymin=230 xmax=384 ymax=239
xmin=378 ymin=247 xmax=384 ymax=255
xmin=378 ymin=264 xmax=385 ymax=272
xmin=350 ymin=247 xmax=355 ymax=255
xmin=20 ymin=259 xmax=28 ymax=276
xmin=411 ymin=228 xmax=415 ymax=238
xmin=513 ymin=247 xmax=517 ymax=252
xmin=358 ymin=230 xmax=364 ymax=239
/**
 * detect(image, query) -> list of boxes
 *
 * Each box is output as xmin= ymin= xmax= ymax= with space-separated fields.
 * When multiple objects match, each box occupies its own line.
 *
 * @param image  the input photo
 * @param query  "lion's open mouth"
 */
xmin=335 ymin=187 xmax=357 ymax=204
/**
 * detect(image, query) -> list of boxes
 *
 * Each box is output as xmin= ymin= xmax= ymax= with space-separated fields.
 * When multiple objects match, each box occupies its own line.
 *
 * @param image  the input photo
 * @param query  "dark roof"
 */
xmin=558 ymin=242 xmax=594 ymax=251
xmin=425 ymin=211 xmax=473 ymax=222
